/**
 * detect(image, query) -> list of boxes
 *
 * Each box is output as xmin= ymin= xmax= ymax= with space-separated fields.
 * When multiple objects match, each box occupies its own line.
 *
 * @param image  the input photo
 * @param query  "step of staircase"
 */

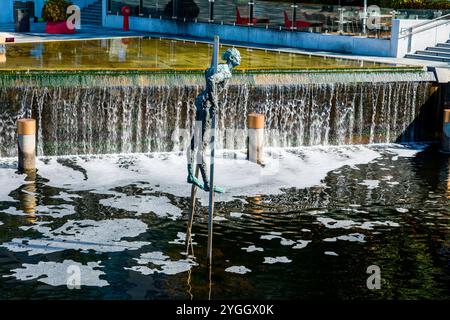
xmin=415 ymin=50 xmax=450 ymax=58
xmin=405 ymin=53 xmax=450 ymax=63
xmin=406 ymin=39 xmax=450 ymax=63
xmin=81 ymin=13 xmax=102 ymax=19
xmin=80 ymin=0 xmax=103 ymax=25
xmin=426 ymin=46 xmax=450 ymax=53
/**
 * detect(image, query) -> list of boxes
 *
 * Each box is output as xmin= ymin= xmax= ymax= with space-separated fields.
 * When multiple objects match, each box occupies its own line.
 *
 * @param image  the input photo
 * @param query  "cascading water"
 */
xmin=0 ymin=71 xmax=439 ymax=157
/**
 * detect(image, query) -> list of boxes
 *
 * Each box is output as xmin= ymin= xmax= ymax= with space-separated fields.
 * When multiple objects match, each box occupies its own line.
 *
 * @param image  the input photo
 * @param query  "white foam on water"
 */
xmin=36 ymin=158 xmax=86 ymax=188
xmin=292 ymin=240 xmax=311 ymax=249
xmin=169 ymin=232 xmax=197 ymax=245
xmin=317 ymin=217 xmax=400 ymax=230
xmin=0 ymin=221 xmax=3 ymax=226
xmin=51 ymin=192 xmax=82 ymax=202
xmin=1 ymin=144 xmax=426 ymax=211
xmin=261 ymin=233 xmax=310 ymax=249
xmin=308 ymin=210 xmax=327 ymax=215
xmin=5 ymin=260 xmax=109 ymax=287
xmin=230 ymin=212 xmax=243 ymax=218
xmin=1 ymin=204 xmax=75 ymax=218
xmin=317 ymin=217 xmax=358 ymax=229
xmin=324 ymin=251 xmax=339 ymax=256
xmin=323 ymin=233 xmax=366 ymax=243
xmin=260 ymin=234 xmax=281 ymax=240
xmin=241 ymin=245 xmax=264 ymax=252
xmin=384 ymin=144 xmax=426 ymax=158
xmin=125 ymin=251 xmax=197 ymax=276
xmin=359 ymin=221 xmax=400 ymax=229
xmin=99 ymin=195 xmax=182 ymax=220
xmin=301 ymin=229 xmax=311 ymax=232
xmin=359 ymin=180 xmax=380 ymax=189
xmin=1 ymin=219 xmax=150 ymax=256
xmin=263 ymin=256 xmax=292 ymax=264
xmin=225 ymin=266 xmax=252 ymax=274
xmin=36 ymin=157 xmax=142 ymax=194
xmin=280 ymin=238 xmax=296 ymax=246
xmin=213 ymin=216 xmax=227 ymax=222
xmin=19 ymin=221 xmax=52 ymax=233
xmin=15 ymin=146 xmax=381 ymax=205
xmin=342 ymin=207 xmax=369 ymax=214
xmin=0 ymin=168 xmax=27 ymax=202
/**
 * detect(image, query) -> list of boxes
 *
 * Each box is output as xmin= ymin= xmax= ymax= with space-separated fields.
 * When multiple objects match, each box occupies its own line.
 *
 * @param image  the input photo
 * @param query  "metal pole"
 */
xmin=209 ymin=0 xmax=214 ymax=23
xmin=172 ymin=0 xmax=178 ymax=19
xmin=248 ymin=1 xmax=254 ymax=26
xmin=291 ymin=2 xmax=298 ymax=30
xmin=207 ymin=35 xmax=219 ymax=266
xmin=362 ymin=0 xmax=367 ymax=34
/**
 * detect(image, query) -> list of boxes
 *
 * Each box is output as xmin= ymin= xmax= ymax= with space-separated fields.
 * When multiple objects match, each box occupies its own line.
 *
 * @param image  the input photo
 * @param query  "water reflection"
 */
xmin=18 ymin=170 xmax=37 ymax=223
xmin=0 ymin=37 xmax=388 ymax=71
xmin=445 ymin=158 xmax=450 ymax=199
xmin=0 ymin=44 xmax=6 ymax=64
xmin=30 ymin=43 xmax=44 ymax=59
xmin=248 ymin=195 xmax=264 ymax=215
xmin=109 ymin=38 xmax=129 ymax=62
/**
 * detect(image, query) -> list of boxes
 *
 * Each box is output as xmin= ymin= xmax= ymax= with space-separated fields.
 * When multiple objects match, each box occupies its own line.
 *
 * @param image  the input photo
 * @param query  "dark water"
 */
xmin=0 ymin=144 xmax=448 ymax=300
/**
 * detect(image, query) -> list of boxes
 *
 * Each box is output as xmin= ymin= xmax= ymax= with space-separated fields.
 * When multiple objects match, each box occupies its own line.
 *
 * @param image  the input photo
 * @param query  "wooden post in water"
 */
xmin=443 ymin=109 xmax=450 ymax=153
xmin=207 ymin=35 xmax=219 ymax=266
xmin=17 ymin=119 xmax=36 ymax=171
xmin=247 ymin=113 xmax=265 ymax=165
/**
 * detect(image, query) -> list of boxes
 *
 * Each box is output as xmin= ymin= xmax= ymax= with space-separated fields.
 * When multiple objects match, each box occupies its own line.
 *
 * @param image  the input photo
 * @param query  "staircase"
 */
xmin=405 ymin=40 xmax=450 ymax=63
xmin=80 ymin=0 xmax=102 ymax=26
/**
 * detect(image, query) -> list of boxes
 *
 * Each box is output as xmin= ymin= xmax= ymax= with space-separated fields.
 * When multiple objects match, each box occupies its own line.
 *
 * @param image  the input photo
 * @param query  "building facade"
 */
xmin=0 ymin=0 xmax=98 ymax=23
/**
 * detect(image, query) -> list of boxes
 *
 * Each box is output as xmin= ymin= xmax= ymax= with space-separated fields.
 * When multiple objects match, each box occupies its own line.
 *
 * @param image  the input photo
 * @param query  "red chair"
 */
xmin=284 ymin=11 xmax=311 ymax=28
xmin=236 ymin=7 xmax=256 ymax=25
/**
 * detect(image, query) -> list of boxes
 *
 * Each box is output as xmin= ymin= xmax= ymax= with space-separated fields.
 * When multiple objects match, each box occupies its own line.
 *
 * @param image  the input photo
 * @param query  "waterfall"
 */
xmin=0 ymin=72 xmax=438 ymax=157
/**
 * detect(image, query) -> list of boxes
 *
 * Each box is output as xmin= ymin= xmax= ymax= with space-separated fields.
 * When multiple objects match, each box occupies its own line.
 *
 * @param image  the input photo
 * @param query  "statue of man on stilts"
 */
xmin=186 ymin=47 xmax=241 ymax=192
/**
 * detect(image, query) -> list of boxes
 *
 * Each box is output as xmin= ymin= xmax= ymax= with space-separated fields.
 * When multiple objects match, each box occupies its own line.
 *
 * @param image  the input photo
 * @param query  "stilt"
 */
xmin=207 ymin=115 xmax=216 ymax=266
xmin=207 ymin=35 xmax=220 ymax=266
xmin=185 ymin=166 xmax=199 ymax=255
xmin=17 ymin=119 xmax=36 ymax=171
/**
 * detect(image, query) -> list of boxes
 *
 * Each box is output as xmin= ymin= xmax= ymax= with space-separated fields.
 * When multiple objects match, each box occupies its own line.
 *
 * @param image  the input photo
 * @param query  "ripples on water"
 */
xmin=0 ymin=144 xmax=448 ymax=299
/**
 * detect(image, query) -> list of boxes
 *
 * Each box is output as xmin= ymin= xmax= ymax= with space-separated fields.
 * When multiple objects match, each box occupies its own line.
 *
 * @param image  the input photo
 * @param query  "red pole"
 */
xmin=121 ymin=6 xmax=131 ymax=31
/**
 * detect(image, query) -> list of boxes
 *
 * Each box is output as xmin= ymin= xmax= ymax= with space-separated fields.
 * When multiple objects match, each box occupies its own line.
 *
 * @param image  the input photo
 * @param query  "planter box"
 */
xmin=45 ymin=21 xmax=75 ymax=34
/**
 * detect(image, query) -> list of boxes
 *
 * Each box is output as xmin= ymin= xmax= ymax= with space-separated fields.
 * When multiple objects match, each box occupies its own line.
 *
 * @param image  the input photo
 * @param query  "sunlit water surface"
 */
xmin=0 ymin=37 xmax=390 ymax=71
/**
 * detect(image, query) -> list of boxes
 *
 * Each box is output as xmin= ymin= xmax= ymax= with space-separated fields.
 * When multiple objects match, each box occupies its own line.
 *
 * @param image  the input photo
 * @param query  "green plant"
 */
xmin=42 ymin=0 xmax=73 ymax=23
xmin=379 ymin=0 xmax=450 ymax=9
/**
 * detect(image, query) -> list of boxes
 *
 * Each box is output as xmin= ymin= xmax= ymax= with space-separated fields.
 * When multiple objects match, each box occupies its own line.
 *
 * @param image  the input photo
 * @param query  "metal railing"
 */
xmin=399 ymin=12 xmax=450 ymax=39
xmin=107 ymin=1 xmax=396 ymax=38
